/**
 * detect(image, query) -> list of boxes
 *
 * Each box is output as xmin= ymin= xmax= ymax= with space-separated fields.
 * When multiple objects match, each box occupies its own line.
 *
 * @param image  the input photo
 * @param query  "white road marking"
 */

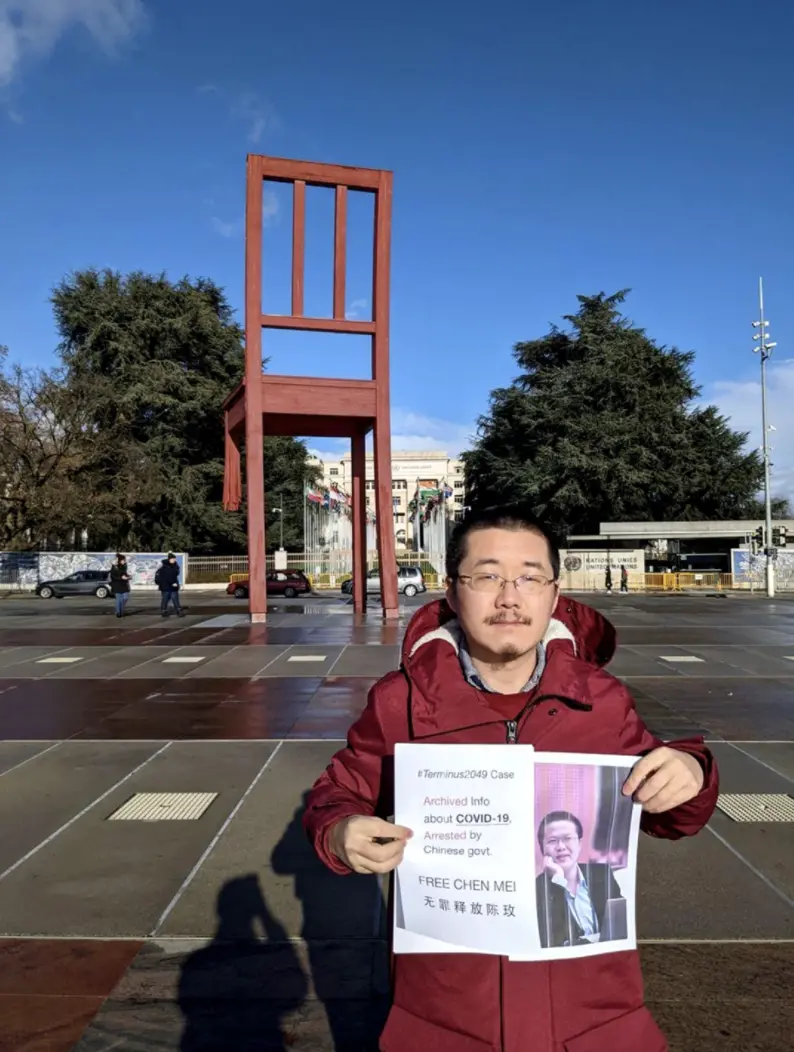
xmin=151 ymin=741 xmax=284 ymax=935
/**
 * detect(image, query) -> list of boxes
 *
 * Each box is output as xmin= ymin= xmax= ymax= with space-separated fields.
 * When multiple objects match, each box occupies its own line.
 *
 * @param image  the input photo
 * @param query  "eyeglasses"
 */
xmin=457 ymin=573 xmax=557 ymax=595
xmin=543 ymin=835 xmax=579 ymax=848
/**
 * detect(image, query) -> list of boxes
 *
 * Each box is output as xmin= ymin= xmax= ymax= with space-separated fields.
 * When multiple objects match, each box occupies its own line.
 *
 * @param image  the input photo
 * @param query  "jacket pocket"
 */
xmin=564 ymin=1005 xmax=667 ymax=1052
xmin=380 ymin=1004 xmax=498 ymax=1052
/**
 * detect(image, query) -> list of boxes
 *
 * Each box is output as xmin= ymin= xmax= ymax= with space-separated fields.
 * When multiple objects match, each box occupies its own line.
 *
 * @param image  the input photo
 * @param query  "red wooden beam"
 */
xmin=261 ymin=314 xmax=375 ymax=335
xmin=333 ymin=185 xmax=347 ymax=320
xmin=351 ymin=432 xmax=367 ymax=615
xmin=292 ymin=180 xmax=305 ymax=316
xmin=251 ymin=153 xmax=382 ymax=191
xmin=244 ymin=155 xmax=268 ymax=622
xmin=372 ymin=171 xmax=399 ymax=618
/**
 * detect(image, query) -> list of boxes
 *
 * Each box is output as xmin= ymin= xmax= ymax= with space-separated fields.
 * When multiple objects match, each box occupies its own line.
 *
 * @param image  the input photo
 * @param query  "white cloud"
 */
xmin=209 ymin=192 xmax=278 ymax=238
xmin=210 ymin=216 xmax=241 ymax=239
xmin=390 ymin=408 xmax=475 ymax=457
xmin=346 ymin=298 xmax=368 ymax=319
xmin=308 ymin=409 xmax=475 ymax=463
xmin=230 ymin=91 xmax=278 ymax=144
xmin=0 ymin=0 xmax=146 ymax=89
xmin=707 ymin=358 xmax=794 ymax=501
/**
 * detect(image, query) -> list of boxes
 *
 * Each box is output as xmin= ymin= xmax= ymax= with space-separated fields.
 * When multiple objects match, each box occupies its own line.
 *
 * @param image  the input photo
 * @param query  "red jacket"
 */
xmin=304 ymin=598 xmax=719 ymax=1052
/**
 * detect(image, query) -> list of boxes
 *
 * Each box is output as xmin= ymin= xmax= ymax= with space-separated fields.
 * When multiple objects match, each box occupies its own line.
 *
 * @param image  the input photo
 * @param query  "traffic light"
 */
xmin=752 ymin=526 xmax=764 ymax=553
xmin=773 ymin=526 xmax=788 ymax=548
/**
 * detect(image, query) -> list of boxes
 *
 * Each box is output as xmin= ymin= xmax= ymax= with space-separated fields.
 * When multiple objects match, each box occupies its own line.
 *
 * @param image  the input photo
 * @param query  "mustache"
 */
xmin=485 ymin=615 xmax=532 ymax=625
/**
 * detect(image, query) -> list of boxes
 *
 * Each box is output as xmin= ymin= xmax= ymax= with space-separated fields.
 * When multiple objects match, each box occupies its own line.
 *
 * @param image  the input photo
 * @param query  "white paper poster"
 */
xmin=393 ymin=745 xmax=641 ymax=961
xmin=394 ymin=743 xmax=538 ymax=956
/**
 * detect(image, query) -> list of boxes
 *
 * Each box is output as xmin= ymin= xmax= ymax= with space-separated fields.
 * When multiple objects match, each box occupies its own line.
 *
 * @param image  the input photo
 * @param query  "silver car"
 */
xmin=342 ymin=566 xmax=427 ymax=598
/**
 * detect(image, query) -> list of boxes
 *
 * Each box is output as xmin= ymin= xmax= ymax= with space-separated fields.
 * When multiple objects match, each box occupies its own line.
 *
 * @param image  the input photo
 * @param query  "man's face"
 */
xmin=541 ymin=819 xmax=582 ymax=871
xmin=446 ymin=527 xmax=559 ymax=662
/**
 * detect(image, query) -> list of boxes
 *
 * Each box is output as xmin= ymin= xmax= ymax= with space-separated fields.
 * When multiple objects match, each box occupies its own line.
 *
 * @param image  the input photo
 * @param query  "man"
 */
xmin=605 ymin=565 xmax=613 ymax=594
xmin=536 ymin=810 xmax=623 ymax=948
xmin=155 ymin=553 xmax=184 ymax=618
xmin=620 ymin=565 xmax=629 ymax=594
xmin=304 ymin=506 xmax=718 ymax=1051
xmin=109 ymin=554 xmax=131 ymax=618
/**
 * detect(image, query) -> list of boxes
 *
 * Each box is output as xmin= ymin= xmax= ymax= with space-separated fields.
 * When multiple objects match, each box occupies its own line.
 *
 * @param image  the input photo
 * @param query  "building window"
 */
xmin=454 ymin=480 xmax=464 ymax=490
xmin=392 ymin=479 xmax=408 ymax=490
xmin=329 ymin=468 xmax=339 ymax=476
xmin=366 ymin=480 xmax=375 ymax=490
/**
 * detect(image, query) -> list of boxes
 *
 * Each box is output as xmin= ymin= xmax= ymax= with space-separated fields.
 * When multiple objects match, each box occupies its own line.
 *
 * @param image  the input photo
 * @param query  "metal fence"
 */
xmin=185 ymin=551 xmax=445 ymax=586
xmin=184 ymin=558 xmax=793 ymax=594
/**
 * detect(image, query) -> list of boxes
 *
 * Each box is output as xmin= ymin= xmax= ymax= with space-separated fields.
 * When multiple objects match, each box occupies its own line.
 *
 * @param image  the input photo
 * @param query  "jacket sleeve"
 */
xmin=303 ymin=675 xmax=399 ymax=875
xmin=618 ymin=684 xmax=719 ymax=840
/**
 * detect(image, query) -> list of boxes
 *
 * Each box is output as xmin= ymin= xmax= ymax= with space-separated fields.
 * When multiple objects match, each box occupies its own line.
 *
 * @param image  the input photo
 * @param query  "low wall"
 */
xmin=0 ymin=551 xmax=186 ymax=591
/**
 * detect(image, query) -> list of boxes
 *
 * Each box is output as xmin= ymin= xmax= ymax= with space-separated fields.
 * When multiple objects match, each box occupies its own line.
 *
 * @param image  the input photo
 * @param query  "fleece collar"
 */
xmin=407 ymin=616 xmax=577 ymax=661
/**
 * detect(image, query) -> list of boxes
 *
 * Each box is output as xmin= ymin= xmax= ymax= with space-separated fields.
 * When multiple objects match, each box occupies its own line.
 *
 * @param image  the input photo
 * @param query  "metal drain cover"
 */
xmin=108 ymin=792 xmax=217 ymax=821
xmin=717 ymin=793 xmax=794 ymax=823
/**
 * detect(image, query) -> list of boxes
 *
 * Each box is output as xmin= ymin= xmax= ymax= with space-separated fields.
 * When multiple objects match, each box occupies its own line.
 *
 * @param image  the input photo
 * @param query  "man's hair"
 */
xmin=446 ymin=505 xmax=561 ymax=581
xmin=537 ymin=811 xmax=583 ymax=848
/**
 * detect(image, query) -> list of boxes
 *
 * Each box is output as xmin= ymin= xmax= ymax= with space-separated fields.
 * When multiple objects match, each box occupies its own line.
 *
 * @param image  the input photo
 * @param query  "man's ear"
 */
xmin=551 ymin=582 xmax=560 ymax=615
xmin=445 ymin=578 xmax=457 ymax=614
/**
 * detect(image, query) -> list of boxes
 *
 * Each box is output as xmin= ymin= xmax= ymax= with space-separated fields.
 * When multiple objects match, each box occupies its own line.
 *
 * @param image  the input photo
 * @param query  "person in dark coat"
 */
xmin=109 ymin=554 xmax=131 ymax=618
xmin=621 ymin=564 xmax=629 ymax=593
xmin=605 ymin=566 xmax=613 ymax=593
xmin=536 ymin=811 xmax=624 ymax=948
xmin=304 ymin=506 xmax=718 ymax=1052
xmin=156 ymin=553 xmax=184 ymax=617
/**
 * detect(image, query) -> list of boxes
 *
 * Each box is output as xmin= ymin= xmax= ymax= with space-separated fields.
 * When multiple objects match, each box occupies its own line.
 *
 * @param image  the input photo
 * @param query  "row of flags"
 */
xmin=306 ymin=478 xmax=457 ymax=525
xmin=305 ymin=484 xmax=376 ymax=522
xmin=408 ymin=481 xmax=455 ymax=522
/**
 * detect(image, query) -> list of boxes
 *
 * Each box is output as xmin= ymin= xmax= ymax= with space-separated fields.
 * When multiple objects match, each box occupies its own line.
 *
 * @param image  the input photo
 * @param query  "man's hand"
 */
xmin=329 ymin=815 xmax=413 ymax=874
xmin=543 ymin=855 xmax=564 ymax=882
xmin=623 ymin=747 xmax=704 ymax=813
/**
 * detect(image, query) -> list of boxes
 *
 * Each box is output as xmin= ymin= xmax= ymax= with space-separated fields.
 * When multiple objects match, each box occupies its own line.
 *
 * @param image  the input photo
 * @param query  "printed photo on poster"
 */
xmin=512 ymin=753 xmax=641 ymax=962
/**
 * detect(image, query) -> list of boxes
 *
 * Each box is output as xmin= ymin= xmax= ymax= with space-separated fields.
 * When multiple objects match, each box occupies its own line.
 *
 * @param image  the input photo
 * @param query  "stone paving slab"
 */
xmin=706 ymin=741 xmax=794 ymax=793
xmin=158 ymin=742 xmax=380 ymax=941
xmin=0 ymin=741 xmax=163 ymax=874
xmin=0 ymin=740 xmax=57 ymax=776
xmin=329 ymin=645 xmax=400 ymax=678
xmin=740 ymin=743 xmax=794 ymax=779
xmin=0 ymin=742 xmax=278 ymax=937
xmin=637 ymin=830 xmax=794 ymax=939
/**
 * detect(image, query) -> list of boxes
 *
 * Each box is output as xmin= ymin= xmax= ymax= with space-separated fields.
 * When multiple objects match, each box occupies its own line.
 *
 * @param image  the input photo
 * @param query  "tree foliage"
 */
xmin=464 ymin=291 xmax=781 ymax=536
xmin=0 ymin=270 xmax=317 ymax=552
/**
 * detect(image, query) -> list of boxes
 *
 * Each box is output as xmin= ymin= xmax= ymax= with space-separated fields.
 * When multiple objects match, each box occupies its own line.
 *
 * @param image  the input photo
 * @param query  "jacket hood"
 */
xmin=401 ymin=596 xmax=617 ymax=670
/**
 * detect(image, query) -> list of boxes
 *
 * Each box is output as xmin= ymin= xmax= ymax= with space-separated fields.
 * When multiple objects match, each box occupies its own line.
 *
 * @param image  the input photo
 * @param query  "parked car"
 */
xmin=227 ymin=570 xmax=311 ymax=600
xmin=341 ymin=566 xmax=426 ymax=598
xmin=36 ymin=570 xmax=112 ymax=600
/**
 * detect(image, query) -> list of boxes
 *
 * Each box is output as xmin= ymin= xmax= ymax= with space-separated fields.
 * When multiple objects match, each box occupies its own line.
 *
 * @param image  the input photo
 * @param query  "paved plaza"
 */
xmin=0 ymin=589 xmax=792 ymax=1050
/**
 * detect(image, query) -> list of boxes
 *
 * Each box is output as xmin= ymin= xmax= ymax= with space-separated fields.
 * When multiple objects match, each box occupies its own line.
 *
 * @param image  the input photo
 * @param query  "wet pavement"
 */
xmin=0 ymin=591 xmax=792 ymax=1050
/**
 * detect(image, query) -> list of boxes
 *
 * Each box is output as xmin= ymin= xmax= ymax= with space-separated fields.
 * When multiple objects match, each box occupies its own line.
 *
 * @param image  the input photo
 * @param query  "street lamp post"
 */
xmin=752 ymin=277 xmax=777 ymax=599
xmin=274 ymin=506 xmax=284 ymax=550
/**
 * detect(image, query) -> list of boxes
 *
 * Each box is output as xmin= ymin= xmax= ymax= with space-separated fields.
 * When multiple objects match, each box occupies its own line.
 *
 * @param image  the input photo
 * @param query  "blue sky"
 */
xmin=2 ymin=0 xmax=794 ymax=496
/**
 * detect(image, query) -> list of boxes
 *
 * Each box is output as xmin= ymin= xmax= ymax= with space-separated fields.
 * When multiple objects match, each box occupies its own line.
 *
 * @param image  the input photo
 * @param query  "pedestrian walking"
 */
xmin=109 ymin=554 xmax=131 ymax=618
xmin=621 ymin=564 xmax=629 ymax=593
xmin=155 ymin=553 xmax=184 ymax=617
xmin=605 ymin=565 xmax=613 ymax=594
xmin=304 ymin=506 xmax=717 ymax=1051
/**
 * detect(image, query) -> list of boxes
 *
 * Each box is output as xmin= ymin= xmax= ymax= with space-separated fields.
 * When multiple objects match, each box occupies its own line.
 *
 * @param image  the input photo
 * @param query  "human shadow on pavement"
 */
xmin=178 ymin=874 xmax=308 ymax=1051
xmin=270 ymin=793 xmax=390 ymax=1051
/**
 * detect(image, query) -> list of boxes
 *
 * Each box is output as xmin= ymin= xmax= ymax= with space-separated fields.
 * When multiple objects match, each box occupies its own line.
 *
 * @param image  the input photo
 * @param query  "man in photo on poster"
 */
xmin=536 ymin=807 xmax=626 ymax=949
